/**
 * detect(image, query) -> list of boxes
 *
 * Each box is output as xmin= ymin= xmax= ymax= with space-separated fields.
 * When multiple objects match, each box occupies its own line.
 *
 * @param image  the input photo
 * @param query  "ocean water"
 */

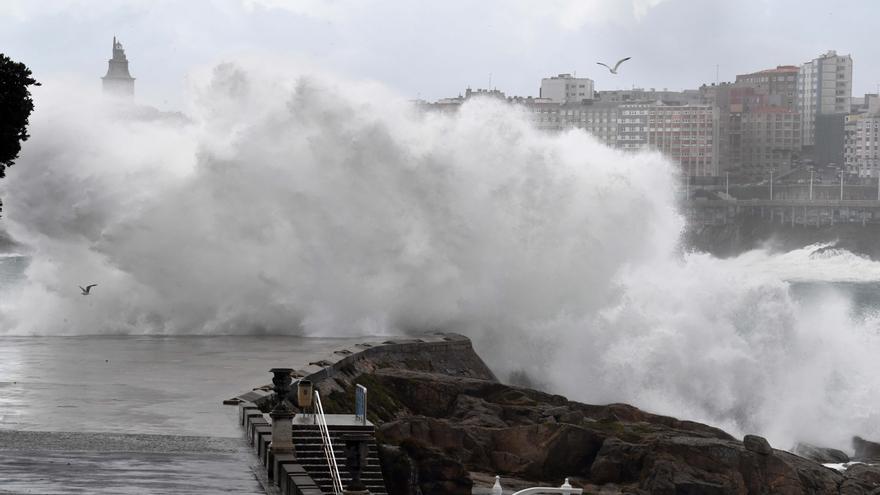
xmin=1 ymin=255 xmax=380 ymax=438
xmin=4 ymin=246 xmax=880 ymax=448
xmin=0 ymin=332 xmax=372 ymax=437
xmin=0 ymin=254 xmax=27 ymax=288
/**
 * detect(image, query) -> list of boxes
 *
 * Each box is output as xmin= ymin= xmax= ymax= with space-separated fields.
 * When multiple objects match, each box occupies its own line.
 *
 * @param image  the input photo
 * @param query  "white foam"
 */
xmin=2 ymin=60 xmax=880 ymax=450
xmin=731 ymin=243 xmax=880 ymax=283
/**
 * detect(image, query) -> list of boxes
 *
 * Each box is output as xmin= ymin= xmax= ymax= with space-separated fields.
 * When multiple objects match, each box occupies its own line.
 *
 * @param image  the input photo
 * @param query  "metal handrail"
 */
xmin=313 ymin=390 xmax=344 ymax=495
xmin=511 ymin=488 xmax=583 ymax=495
xmin=510 ymin=478 xmax=582 ymax=495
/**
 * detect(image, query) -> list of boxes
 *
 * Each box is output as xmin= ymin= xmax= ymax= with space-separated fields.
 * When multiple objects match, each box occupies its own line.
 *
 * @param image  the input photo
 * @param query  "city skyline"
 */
xmin=2 ymin=0 xmax=880 ymax=109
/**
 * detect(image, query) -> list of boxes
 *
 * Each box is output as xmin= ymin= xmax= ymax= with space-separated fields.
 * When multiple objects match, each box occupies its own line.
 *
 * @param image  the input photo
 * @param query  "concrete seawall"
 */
xmin=227 ymin=332 xmax=494 ymax=495
xmin=684 ymin=214 xmax=880 ymax=259
xmin=228 ymin=332 xmax=495 ymax=409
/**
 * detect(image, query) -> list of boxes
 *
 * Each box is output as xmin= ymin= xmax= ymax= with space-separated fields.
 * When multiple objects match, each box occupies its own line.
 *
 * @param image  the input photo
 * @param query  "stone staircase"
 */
xmin=291 ymin=422 xmax=388 ymax=495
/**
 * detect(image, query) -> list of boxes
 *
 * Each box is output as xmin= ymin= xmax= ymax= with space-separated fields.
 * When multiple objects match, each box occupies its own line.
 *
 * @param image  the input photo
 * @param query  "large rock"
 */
xmin=743 ymin=434 xmax=773 ymax=455
xmin=312 ymin=337 xmax=864 ymax=495
xmin=855 ymin=437 xmax=880 ymax=461
xmin=844 ymin=463 xmax=880 ymax=486
xmin=378 ymin=442 xmax=472 ymax=495
xmin=795 ymin=442 xmax=850 ymax=464
xmin=589 ymin=437 xmax=646 ymax=484
xmin=840 ymin=464 xmax=880 ymax=495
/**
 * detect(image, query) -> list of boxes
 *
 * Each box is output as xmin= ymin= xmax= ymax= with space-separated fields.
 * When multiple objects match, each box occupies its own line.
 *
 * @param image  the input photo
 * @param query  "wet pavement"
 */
xmin=0 ymin=335 xmax=371 ymax=437
xmin=0 ymin=335 xmax=377 ymax=493
xmin=0 ymin=430 xmax=263 ymax=494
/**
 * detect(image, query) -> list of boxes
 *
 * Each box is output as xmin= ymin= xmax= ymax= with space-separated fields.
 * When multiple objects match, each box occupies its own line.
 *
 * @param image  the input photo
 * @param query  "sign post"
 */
xmin=355 ymin=385 xmax=367 ymax=425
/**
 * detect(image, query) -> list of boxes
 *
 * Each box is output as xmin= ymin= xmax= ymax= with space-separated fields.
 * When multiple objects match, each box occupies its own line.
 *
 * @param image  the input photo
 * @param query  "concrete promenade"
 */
xmin=0 ymin=335 xmax=386 ymax=494
xmin=685 ymin=198 xmax=880 ymax=226
xmin=0 ymin=430 xmax=263 ymax=494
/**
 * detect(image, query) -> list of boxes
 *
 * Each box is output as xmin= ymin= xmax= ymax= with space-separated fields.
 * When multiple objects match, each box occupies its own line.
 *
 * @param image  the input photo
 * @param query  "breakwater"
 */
xmin=684 ymin=213 xmax=880 ymax=259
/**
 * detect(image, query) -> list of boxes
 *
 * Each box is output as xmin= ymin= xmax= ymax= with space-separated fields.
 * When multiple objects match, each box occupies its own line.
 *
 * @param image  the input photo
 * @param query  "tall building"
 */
xmin=599 ymin=88 xmax=702 ymax=105
xmin=102 ymin=36 xmax=135 ymax=99
xmin=739 ymin=106 xmax=800 ymax=179
xmin=641 ymin=103 xmax=717 ymax=176
xmin=722 ymin=80 xmax=800 ymax=180
xmin=797 ymin=50 xmax=852 ymax=164
xmin=700 ymin=83 xmax=739 ymax=176
xmin=539 ymin=74 xmax=594 ymax=104
xmin=421 ymin=83 xmax=718 ymax=176
xmin=735 ymin=65 xmax=799 ymax=110
xmin=556 ymin=101 xmax=621 ymax=147
xmin=844 ymin=106 xmax=880 ymax=178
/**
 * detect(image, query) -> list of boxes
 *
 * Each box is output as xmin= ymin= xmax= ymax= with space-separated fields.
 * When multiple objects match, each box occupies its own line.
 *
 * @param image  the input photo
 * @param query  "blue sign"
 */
xmin=355 ymin=385 xmax=367 ymax=424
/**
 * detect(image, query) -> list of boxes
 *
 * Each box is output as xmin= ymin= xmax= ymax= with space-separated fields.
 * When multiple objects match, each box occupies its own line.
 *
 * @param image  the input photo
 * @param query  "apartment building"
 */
xmin=798 ymin=50 xmax=853 ymax=165
xmin=735 ymin=65 xmax=799 ymax=110
xmin=844 ymin=112 xmax=880 ymax=178
xmin=539 ymin=74 xmax=594 ymax=104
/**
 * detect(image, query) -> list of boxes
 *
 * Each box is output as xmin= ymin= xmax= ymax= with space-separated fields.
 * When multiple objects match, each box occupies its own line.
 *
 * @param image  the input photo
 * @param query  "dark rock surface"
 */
xmin=855 ymin=437 xmax=880 ymax=462
xmin=795 ymin=442 xmax=850 ymax=464
xmin=312 ymin=336 xmax=877 ymax=495
xmin=842 ymin=464 xmax=880 ymax=491
xmin=744 ymin=434 xmax=773 ymax=455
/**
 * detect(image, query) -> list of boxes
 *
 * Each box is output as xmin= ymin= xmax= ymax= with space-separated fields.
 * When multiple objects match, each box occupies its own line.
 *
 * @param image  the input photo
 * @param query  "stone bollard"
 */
xmin=269 ymin=368 xmax=295 ymax=456
xmin=492 ymin=475 xmax=502 ymax=495
xmin=343 ymin=433 xmax=372 ymax=495
xmin=560 ymin=478 xmax=573 ymax=495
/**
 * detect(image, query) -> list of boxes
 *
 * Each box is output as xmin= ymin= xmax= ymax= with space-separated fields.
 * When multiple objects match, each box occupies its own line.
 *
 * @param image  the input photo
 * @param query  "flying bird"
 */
xmin=597 ymin=57 xmax=631 ymax=75
xmin=79 ymin=284 xmax=97 ymax=295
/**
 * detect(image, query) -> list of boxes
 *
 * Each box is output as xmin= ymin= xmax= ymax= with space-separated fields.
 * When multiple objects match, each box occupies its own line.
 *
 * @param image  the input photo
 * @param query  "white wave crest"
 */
xmin=2 ymin=60 xmax=880 ymax=449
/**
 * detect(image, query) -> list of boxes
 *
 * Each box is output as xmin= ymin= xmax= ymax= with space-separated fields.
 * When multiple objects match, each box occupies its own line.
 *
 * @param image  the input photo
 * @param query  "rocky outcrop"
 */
xmin=378 ymin=442 xmax=473 ymax=495
xmin=854 ymin=437 xmax=880 ymax=462
xmin=305 ymin=335 xmax=877 ymax=494
xmin=795 ymin=443 xmax=850 ymax=464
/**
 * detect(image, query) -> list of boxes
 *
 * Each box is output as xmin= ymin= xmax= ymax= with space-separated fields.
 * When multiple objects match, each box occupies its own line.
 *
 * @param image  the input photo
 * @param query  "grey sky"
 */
xmin=2 ymin=0 xmax=879 ymax=109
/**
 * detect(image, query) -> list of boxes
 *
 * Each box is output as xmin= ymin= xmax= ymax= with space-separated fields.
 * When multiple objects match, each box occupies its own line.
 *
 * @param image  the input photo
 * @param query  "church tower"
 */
xmin=102 ymin=36 xmax=135 ymax=99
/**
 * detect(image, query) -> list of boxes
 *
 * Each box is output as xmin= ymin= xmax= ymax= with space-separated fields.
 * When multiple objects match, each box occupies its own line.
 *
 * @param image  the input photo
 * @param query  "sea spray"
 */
xmin=2 ymin=60 xmax=880 ymax=449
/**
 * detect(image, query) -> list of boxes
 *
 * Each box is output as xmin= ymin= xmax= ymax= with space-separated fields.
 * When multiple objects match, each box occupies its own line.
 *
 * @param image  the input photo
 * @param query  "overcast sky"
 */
xmin=2 ymin=0 xmax=879 ymax=109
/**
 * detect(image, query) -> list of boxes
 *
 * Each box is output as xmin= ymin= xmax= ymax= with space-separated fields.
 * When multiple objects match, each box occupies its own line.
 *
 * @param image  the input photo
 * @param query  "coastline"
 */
xmin=683 ymin=215 xmax=880 ymax=260
xmin=232 ymin=334 xmax=880 ymax=495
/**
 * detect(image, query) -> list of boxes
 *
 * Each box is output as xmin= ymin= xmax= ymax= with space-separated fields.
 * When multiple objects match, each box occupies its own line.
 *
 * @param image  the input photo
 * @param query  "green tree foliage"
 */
xmin=0 ymin=53 xmax=40 ymax=179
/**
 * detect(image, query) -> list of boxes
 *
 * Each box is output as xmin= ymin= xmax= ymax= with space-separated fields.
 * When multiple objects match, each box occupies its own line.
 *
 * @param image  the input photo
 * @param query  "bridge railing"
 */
xmin=686 ymin=198 xmax=880 ymax=208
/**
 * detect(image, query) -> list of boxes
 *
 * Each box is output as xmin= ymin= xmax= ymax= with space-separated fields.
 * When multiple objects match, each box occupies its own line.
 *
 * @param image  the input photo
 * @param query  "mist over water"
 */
xmin=2 ymin=61 xmax=880 ymax=449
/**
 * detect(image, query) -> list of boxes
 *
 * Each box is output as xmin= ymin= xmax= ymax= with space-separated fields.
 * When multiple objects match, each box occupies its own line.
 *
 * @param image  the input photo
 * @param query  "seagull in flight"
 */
xmin=79 ymin=284 xmax=97 ymax=295
xmin=597 ymin=57 xmax=631 ymax=75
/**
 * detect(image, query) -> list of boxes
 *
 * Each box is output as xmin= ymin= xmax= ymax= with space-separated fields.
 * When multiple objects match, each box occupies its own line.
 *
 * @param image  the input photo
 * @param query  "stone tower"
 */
xmin=102 ymin=36 xmax=135 ymax=99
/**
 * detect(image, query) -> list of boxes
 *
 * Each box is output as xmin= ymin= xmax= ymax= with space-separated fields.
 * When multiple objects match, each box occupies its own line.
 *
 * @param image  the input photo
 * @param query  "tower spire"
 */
xmin=102 ymin=36 xmax=135 ymax=99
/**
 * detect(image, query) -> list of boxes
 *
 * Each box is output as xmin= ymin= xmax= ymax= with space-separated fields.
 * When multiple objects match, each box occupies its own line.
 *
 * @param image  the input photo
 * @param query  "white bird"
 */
xmin=597 ymin=57 xmax=631 ymax=74
xmin=79 ymin=284 xmax=97 ymax=295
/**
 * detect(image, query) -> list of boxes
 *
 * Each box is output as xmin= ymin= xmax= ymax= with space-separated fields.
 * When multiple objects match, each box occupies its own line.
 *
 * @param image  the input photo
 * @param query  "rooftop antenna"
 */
xmin=715 ymin=64 xmax=719 ymax=85
xmin=488 ymin=72 xmax=492 ymax=90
